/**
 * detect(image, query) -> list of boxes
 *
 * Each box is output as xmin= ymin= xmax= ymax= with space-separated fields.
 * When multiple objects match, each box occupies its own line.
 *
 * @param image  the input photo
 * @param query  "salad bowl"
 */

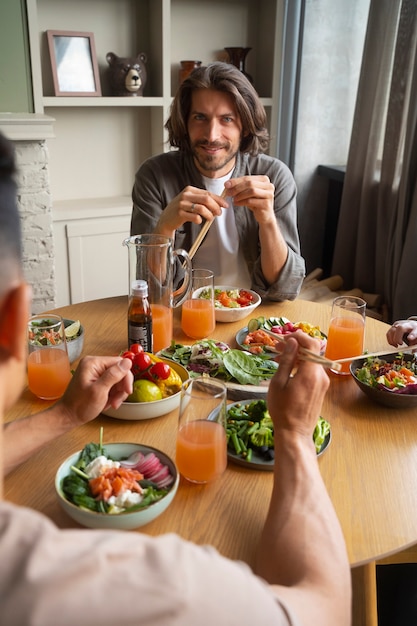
xmin=236 ymin=316 xmax=327 ymax=356
xmin=63 ymin=318 xmax=84 ymax=363
xmin=55 ymin=442 xmax=179 ymax=530
xmin=101 ymin=360 xmax=189 ymax=420
xmin=194 ymin=286 xmax=261 ymax=323
xmin=350 ymin=353 xmax=417 ymax=408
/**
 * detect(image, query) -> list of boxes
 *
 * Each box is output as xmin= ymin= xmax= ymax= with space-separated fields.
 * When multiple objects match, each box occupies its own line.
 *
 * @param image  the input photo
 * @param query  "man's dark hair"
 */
xmin=0 ymin=133 xmax=22 ymax=275
xmin=165 ymin=62 xmax=270 ymax=156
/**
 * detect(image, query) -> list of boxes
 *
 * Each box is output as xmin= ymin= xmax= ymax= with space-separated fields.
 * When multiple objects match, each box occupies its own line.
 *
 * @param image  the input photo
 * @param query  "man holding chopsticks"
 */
xmin=131 ymin=62 xmax=305 ymax=302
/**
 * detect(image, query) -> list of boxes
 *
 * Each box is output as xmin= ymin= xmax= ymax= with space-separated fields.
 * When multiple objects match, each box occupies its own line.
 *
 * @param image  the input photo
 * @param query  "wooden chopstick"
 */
xmin=261 ymin=326 xmax=417 ymax=369
xmin=188 ymin=219 xmax=213 ymax=261
xmin=188 ymin=189 xmax=227 ymax=261
xmin=335 ymin=345 xmax=417 ymax=364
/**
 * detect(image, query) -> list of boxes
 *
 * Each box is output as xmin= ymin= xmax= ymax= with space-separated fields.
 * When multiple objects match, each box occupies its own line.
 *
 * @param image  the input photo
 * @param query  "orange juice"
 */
xmin=181 ymin=299 xmax=215 ymax=339
xmin=152 ymin=304 xmax=173 ymax=353
xmin=176 ymin=420 xmax=227 ymax=483
xmin=325 ymin=317 xmax=365 ymax=374
xmin=27 ymin=348 xmax=72 ymax=399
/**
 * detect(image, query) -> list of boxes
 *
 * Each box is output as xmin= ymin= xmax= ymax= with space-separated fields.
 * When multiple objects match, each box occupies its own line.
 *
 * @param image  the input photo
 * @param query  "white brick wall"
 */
xmin=14 ymin=139 xmax=56 ymax=313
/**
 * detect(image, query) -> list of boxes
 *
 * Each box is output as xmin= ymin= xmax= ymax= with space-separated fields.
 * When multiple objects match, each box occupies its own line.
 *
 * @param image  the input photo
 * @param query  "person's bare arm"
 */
xmin=255 ymin=333 xmax=351 ymax=626
xmin=4 ymin=356 xmax=133 ymax=475
xmin=224 ymin=176 xmax=288 ymax=285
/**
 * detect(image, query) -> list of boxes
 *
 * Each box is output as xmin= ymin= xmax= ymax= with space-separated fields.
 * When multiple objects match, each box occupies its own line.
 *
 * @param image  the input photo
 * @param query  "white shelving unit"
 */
xmin=26 ymin=0 xmax=285 ymax=305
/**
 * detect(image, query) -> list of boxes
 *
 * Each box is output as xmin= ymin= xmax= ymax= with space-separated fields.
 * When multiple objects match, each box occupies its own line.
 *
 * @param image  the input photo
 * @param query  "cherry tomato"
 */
xmin=129 ymin=343 xmax=144 ymax=355
xmin=150 ymin=361 xmax=171 ymax=380
xmin=121 ymin=350 xmax=135 ymax=361
xmin=239 ymin=289 xmax=254 ymax=302
xmin=237 ymin=296 xmax=251 ymax=307
xmin=133 ymin=352 xmax=152 ymax=371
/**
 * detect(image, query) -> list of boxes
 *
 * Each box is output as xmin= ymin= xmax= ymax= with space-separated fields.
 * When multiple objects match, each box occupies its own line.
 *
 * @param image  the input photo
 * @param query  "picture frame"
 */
xmin=47 ymin=30 xmax=101 ymax=96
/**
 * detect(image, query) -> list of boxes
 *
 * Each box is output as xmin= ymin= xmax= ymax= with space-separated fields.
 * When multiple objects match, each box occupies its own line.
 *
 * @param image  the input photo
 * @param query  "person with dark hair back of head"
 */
xmin=0 ymin=133 xmax=22 ymax=280
xmin=0 ymin=131 xmax=350 ymax=625
xmin=131 ymin=62 xmax=305 ymax=301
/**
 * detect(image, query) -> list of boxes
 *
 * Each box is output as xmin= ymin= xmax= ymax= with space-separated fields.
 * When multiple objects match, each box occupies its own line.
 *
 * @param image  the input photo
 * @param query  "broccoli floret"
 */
xmin=260 ymin=415 xmax=273 ymax=430
xmin=248 ymin=399 xmax=269 ymax=422
xmin=250 ymin=425 xmax=274 ymax=449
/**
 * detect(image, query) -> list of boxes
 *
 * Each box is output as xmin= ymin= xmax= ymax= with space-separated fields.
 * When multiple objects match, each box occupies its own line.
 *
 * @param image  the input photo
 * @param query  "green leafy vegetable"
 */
xmin=160 ymin=340 xmax=277 ymax=386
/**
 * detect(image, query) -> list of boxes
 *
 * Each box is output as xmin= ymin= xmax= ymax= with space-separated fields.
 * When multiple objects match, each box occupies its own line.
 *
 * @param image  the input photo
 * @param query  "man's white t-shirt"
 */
xmin=1 ymin=501 xmax=302 ymax=626
xmin=192 ymin=173 xmax=251 ymax=287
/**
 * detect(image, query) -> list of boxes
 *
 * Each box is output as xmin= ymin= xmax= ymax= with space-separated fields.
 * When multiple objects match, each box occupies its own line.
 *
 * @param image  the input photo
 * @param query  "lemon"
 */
xmin=127 ymin=379 xmax=163 ymax=403
xmin=65 ymin=320 xmax=81 ymax=339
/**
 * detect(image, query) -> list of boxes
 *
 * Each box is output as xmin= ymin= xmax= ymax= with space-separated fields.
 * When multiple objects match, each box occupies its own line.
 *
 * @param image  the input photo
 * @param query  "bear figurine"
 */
xmin=106 ymin=51 xmax=147 ymax=97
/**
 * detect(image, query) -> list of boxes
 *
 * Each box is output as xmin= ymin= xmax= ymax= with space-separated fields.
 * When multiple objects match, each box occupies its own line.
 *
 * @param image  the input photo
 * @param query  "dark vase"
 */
xmin=179 ymin=60 xmax=202 ymax=84
xmin=224 ymin=47 xmax=253 ymax=83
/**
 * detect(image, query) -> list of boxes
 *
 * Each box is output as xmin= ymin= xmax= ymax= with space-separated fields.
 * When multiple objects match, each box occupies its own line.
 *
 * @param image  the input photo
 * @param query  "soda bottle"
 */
xmin=127 ymin=279 xmax=152 ymax=352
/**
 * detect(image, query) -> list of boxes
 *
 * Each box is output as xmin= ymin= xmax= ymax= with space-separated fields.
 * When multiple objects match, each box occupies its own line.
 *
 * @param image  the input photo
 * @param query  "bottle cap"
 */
xmin=131 ymin=279 xmax=148 ymax=297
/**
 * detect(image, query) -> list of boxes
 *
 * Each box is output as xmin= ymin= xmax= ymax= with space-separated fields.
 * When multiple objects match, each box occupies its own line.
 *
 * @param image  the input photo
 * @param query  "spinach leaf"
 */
xmin=74 ymin=442 xmax=104 ymax=470
xmin=62 ymin=473 xmax=102 ymax=512
xmin=223 ymin=349 xmax=278 ymax=385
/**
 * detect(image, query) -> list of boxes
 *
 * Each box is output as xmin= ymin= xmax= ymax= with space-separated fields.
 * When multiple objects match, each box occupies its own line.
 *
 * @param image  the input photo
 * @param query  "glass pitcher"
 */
xmin=123 ymin=234 xmax=192 ymax=353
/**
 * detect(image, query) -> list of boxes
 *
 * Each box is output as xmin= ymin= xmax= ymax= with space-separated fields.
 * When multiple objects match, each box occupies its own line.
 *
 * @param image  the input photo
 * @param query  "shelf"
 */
xmin=42 ymin=96 xmax=167 ymax=108
xmin=42 ymin=96 xmax=273 ymax=110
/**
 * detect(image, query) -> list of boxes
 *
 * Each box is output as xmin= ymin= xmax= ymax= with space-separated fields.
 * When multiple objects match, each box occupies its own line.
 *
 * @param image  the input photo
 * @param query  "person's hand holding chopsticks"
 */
xmin=153 ymin=185 xmax=228 ymax=240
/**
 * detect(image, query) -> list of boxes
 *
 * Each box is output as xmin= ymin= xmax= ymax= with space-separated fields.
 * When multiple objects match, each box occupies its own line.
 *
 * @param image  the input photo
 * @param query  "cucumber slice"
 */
xmin=247 ymin=318 xmax=261 ymax=333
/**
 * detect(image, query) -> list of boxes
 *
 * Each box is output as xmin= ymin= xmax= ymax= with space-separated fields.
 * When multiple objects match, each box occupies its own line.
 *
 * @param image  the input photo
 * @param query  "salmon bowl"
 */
xmin=55 ymin=442 xmax=179 ymax=530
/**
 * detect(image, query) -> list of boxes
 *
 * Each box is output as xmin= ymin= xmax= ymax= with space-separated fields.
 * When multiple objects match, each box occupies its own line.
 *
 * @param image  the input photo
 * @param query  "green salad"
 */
xmin=160 ymin=339 xmax=277 ymax=386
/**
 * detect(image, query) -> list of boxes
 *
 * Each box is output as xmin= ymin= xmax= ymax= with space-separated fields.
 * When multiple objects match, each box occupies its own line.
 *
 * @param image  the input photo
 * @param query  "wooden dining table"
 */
xmin=5 ymin=295 xmax=417 ymax=626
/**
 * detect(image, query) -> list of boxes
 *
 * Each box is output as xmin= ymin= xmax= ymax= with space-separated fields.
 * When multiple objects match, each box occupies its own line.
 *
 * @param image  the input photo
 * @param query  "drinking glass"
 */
xmin=176 ymin=377 xmax=227 ymax=484
xmin=181 ymin=269 xmax=216 ymax=339
xmin=325 ymin=296 xmax=366 ymax=375
xmin=27 ymin=314 xmax=72 ymax=399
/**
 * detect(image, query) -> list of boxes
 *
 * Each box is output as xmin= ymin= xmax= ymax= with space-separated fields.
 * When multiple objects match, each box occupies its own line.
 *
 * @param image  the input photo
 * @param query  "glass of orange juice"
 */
xmin=176 ymin=377 xmax=227 ymax=484
xmin=27 ymin=314 xmax=72 ymax=400
xmin=181 ymin=269 xmax=216 ymax=340
xmin=151 ymin=303 xmax=173 ymax=353
xmin=325 ymin=296 xmax=366 ymax=375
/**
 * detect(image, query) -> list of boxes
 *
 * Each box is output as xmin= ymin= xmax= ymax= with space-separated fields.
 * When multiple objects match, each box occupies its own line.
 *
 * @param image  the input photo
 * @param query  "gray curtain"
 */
xmin=331 ymin=0 xmax=417 ymax=323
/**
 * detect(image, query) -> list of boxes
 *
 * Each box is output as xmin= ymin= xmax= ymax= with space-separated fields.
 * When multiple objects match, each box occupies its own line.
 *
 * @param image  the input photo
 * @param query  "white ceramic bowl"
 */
xmin=101 ymin=359 xmax=189 ymax=420
xmin=64 ymin=318 xmax=85 ymax=363
xmin=194 ymin=286 xmax=261 ymax=323
xmin=55 ymin=442 xmax=179 ymax=530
